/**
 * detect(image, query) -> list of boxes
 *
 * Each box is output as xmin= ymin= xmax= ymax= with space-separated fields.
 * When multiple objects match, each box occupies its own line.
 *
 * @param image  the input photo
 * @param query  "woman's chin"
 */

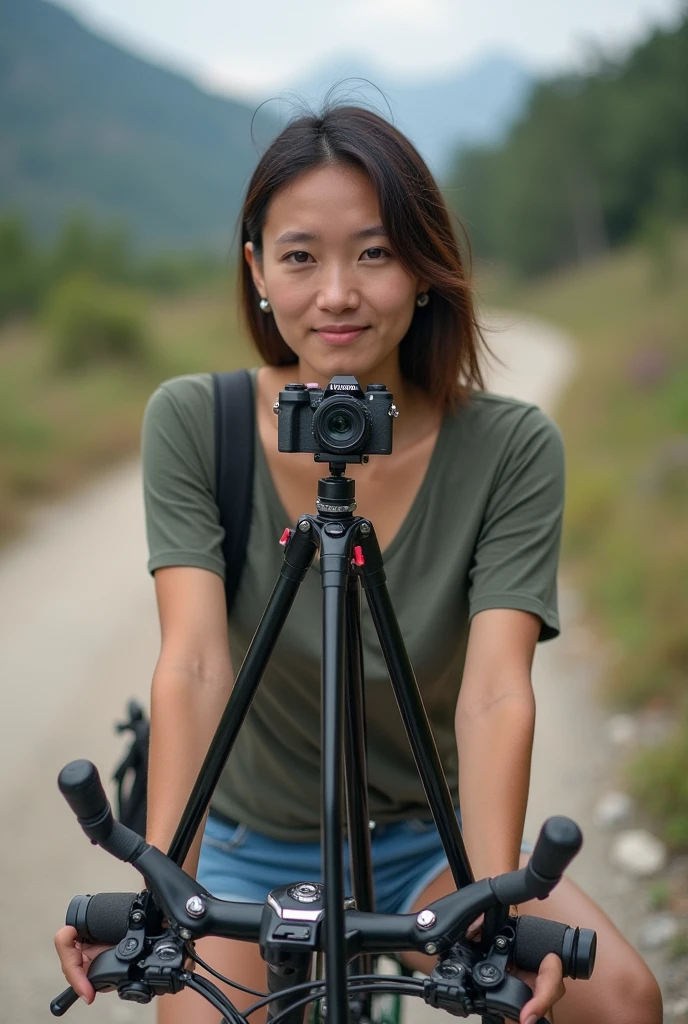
xmin=302 ymin=343 xmax=390 ymax=384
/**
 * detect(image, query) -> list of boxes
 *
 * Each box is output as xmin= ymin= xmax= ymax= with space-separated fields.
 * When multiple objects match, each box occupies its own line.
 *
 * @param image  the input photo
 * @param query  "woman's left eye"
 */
xmin=362 ymin=248 xmax=390 ymax=260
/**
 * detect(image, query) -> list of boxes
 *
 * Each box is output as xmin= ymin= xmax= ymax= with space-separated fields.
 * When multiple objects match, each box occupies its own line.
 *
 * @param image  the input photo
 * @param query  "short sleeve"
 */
xmin=141 ymin=374 xmax=226 ymax=580
xmin=467 ymin=406 xmax=565 ymax=642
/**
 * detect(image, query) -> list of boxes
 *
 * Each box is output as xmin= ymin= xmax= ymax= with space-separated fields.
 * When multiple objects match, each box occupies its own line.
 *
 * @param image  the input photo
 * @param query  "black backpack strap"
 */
xmin=111 ymin=372 xmax=253 ymax=835
xmin=212 ymin=369 xmax=255 ymax=615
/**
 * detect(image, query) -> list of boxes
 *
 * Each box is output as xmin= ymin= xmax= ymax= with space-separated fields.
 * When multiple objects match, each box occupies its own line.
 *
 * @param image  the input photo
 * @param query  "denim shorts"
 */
xmin=197 ymin=811 xmax=533 ymax=916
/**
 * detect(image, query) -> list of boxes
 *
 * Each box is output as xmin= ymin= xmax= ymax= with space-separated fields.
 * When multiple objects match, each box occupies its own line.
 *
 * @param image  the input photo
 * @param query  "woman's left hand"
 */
xmin=511 ymin=951 xmax=566 ymax=1024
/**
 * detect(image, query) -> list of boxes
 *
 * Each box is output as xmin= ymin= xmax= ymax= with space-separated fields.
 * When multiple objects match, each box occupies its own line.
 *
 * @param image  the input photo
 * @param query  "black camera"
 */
xmin=275 ymin=376 xmax=397 ymax=462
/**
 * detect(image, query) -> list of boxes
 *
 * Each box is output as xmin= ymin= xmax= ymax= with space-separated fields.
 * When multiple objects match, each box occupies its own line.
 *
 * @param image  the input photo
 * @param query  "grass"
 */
xmin=478 ymin=226 xmax=688 ymax=849
xmin=0 ymin=277 xmax=254 ymax=541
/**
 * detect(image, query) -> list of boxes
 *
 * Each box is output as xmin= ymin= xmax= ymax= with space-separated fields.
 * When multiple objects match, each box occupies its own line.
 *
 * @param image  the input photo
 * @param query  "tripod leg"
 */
xmin=168 ymin=525 xmax=317 ymax=866
xmin=357 ymin=526 xmax=474 ymax=890
xmin=344 ymin=574 xmax=374 ymax=999
xmin=344 ymin=574 xmax=375 ymax=917
xmin=321 ymin=576 xmax=349 ymax=1024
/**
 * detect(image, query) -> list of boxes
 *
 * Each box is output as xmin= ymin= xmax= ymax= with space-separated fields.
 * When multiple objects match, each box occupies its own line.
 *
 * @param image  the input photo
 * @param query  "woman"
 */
xmin=55 ymin=103 xmax=662 ymax=1024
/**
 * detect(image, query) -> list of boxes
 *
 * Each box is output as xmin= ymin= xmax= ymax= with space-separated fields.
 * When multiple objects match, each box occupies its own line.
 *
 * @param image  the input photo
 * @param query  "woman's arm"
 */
xmin=455 ymin=607 xmax=540 ymax=881
xmin=146 ymin=565 xmax=235 ymax=877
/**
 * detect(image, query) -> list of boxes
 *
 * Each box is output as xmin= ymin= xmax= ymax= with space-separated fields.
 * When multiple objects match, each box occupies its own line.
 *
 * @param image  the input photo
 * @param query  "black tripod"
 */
xmin=167 ymin=460 xmax=478 ymax=1024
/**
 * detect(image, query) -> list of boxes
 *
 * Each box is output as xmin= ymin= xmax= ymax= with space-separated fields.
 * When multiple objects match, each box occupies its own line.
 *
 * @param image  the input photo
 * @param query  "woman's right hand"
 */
xmin=54 ymin=926 xmax=112 ymax=1005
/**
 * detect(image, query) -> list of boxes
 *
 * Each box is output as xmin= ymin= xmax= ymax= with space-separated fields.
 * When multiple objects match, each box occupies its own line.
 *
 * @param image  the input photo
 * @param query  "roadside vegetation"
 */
xmin=446 ymin=8 xmax=688 ymax=855
xmin=0 ymin=211 xmax=251 ymax=540
xmin=479 ymin=227 xmax=688 ymax=849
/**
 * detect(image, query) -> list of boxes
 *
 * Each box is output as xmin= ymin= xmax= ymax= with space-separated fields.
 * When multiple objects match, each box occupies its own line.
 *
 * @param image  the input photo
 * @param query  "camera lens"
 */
xmin=313 ymin=397 xmax=371 ymax=455
xmin=328 ymin=411 xmax=354 ymax=436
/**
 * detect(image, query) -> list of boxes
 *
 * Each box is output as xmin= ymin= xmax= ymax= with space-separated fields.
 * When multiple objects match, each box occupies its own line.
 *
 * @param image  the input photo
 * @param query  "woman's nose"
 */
xmin=316 ymin=266 xmax=359 ymax=312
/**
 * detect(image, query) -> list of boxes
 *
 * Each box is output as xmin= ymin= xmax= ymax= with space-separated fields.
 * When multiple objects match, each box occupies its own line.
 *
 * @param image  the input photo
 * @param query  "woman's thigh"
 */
xmin=405 ymin=857 xmax=663 ymax=1024
xmin=515 ymin=858 xmax=662 ymax=1024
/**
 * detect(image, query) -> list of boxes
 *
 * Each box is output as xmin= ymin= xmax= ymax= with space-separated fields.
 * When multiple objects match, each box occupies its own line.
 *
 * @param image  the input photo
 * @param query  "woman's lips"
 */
xmin=316 ymin=327 xmax=369 ymax=344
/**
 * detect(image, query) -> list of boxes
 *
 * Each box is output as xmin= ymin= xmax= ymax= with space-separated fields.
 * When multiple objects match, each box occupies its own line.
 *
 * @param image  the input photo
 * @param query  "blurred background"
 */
xmin=1 ymin=0 xmax=687 ymax=1019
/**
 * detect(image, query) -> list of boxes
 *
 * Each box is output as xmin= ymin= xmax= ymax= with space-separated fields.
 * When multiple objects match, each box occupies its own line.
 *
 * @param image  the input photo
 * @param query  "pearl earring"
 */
xmin=416 ymin=292 xmax=430 ymax=308
xmin=259 ymin=297 xmax=272 ymax=313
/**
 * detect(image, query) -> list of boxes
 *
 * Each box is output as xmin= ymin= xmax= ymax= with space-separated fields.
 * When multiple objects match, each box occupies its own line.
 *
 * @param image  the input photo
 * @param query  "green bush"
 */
xmin=627 ymin=716 xmax=688 ymax=848
xmin=49 ymin=212 xmax=131 ymax=285
xmin=0 ymin=215 xmax=44 ymax=319
xmin=44 ymin=275 xmax=150 ymax=370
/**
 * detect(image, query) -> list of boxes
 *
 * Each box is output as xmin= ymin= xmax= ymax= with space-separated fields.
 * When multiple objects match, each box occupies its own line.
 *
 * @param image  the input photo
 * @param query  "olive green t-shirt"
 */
xmin=141 ymin=371 xmax=564 ymax=841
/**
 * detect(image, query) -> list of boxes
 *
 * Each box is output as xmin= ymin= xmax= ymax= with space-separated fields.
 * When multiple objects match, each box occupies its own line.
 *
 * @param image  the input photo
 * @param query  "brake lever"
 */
xmin=49 ymin=937 xmax=138 ymax=1011
xmin=85 ymin=934 xmax=188 ymax=1003
xmin=424 ymin=940 xmax=479 ymax=1017
xmin=477 ymin=971 xmax=532 ymax=1021
xmin=473 ymin=935 xmax=547 ymax=1024
xmin=423 ymin=933 xmax=541 ymax=1024
xmin=49 ymin=987 xmax=80 ymax=1017
xmin=49 ymin=927 xmax=187 ymax=1015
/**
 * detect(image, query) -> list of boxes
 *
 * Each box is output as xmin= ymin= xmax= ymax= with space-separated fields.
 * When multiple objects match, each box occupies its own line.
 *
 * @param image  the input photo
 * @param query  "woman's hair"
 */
xmin=238 ymin=100 xmax=487 ymax=409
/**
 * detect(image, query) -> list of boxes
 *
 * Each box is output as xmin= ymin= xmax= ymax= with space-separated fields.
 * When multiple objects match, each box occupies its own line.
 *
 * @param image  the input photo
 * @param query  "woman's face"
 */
xmin=244 ymin=162 xmax=428 ymax=385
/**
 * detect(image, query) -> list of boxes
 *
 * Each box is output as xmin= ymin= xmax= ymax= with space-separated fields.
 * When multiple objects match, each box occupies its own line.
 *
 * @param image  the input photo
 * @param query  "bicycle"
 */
xmin=51 ymin=375 xmax=597 ymax=1024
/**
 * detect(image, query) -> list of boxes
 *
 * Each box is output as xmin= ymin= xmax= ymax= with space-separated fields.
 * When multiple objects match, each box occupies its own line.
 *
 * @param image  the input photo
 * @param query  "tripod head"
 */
xmin=314 ymin=465 xmax=357 ymax=518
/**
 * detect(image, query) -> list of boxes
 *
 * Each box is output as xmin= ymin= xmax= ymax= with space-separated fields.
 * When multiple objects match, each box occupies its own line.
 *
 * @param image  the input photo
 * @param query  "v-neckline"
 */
xmin=250 ymin=369 xmax=450 ymax=564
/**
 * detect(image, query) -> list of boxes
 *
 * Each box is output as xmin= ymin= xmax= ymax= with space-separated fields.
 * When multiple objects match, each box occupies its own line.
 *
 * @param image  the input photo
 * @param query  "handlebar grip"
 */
xmin=67 ymin=892 xmax=137 ymax=945
xmin=58 ymin=760 xmax=113 ymax=844
xmin=514 ymin=914 xmax=597 ymax=980
xmin=529 ymin=817 xmax=582 ymax=881
xmin=50 ymin=986 xmax=80 ymax=1016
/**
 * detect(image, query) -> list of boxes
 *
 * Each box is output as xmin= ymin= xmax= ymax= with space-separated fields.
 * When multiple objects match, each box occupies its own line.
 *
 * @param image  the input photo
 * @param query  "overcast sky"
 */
xmin=55 ymin=0 xmax=685 ymax=97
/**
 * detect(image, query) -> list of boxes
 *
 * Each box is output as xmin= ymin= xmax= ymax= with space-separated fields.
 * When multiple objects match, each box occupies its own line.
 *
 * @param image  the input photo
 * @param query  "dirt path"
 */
xmin=0 ymin=314 xmax=652 ymax=1022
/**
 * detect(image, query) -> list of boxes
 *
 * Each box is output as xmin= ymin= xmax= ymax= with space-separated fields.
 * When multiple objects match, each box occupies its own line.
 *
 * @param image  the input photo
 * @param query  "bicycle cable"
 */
xmin=182 ymin=972 xmax=247 ymax=1024
xmin=181 ymin=970 xmax=421 ymax=1024
xmin=244 ymin=973 xmax=423 ymax=1018
xmin=184 ymin=941 xmax=267 ymax=997
xmin=265 ymin=981 xmax=425 ymax=1024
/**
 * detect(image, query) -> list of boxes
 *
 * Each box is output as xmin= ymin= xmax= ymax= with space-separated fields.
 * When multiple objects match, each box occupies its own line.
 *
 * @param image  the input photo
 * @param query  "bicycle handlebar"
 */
xmin=65 ymin=887 xmax=595 ymax=976
xmin=53 ymin=761 xmax=598 ymax=1023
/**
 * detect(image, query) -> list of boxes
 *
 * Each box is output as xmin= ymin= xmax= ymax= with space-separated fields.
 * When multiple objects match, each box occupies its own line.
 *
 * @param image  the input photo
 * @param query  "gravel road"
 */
xmin=0 ymin=313 xmax=650 ymax=1023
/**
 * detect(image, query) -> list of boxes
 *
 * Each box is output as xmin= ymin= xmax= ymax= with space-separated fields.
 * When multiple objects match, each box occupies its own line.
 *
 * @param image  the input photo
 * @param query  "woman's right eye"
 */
xmin=283 ymin=251 xmax=312 ymax=264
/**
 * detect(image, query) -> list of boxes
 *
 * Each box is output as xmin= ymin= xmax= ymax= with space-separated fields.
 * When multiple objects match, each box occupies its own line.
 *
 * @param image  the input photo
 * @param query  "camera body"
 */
xmin=276 ymin=376 xmax=396 ymax=462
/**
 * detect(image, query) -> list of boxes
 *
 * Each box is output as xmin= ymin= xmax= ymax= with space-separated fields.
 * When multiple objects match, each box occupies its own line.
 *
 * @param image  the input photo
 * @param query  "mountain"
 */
xmin=262 ymin=53 xmax=534 ymax=177
xmin=0 ymin=0 xmax=534 ymax=249
xmin=0 ymin=0 xmax=281 ymax=250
